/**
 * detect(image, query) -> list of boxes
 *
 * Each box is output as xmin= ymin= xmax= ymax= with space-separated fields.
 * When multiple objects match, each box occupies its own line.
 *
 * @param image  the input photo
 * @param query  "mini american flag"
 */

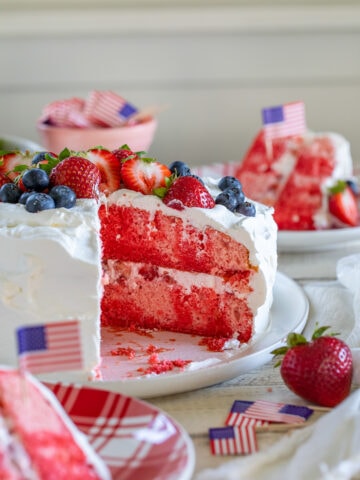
xmin=209 ymin=425 xmax=258 ymax=455
xmin=16 ymin=320 xmax=83 ymax=374
xmin=262 ymin=101 xmax=306 ymax=140
xmin=225 ymin=412 xmax=269 ymax=428
xmin=227 ymin=400 xmax=313 ymax=424
xmin=84 ymin=90 xmax=138 ymax=127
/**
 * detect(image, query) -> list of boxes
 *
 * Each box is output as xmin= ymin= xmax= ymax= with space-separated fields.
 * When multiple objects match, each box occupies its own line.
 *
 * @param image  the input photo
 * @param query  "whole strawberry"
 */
xmin=272 ymin=326 xmax=353 ymax=407
xmin=163 ymin=176 xmax=215 ymax=210
xmin=49 ymin=156 xmax=101 ymax=199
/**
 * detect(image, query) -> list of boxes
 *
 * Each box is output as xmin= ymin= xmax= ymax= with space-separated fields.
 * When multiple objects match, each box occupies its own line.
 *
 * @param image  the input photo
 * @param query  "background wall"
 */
xmin=1 ymin=1 xmax=360 ymax=168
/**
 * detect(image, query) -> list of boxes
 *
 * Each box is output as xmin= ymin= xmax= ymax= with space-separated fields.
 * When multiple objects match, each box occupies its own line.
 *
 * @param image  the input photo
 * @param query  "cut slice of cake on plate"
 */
xmin=234 ymin=102 xmax=358 ymax=230
xmin=0 ymin=146 xmax=277 ymax=382
xmin=0 ymin=366 xmax=110 ymax=479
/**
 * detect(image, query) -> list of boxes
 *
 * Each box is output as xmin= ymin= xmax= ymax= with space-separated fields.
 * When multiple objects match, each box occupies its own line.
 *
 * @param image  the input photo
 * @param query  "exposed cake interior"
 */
xmin=235 ymin=130 xmax=353 ymax=230
xmin=0 ymin=367 xmax=110 ymax=479
xmin=100 ymin=179 xmax=277 ymax=344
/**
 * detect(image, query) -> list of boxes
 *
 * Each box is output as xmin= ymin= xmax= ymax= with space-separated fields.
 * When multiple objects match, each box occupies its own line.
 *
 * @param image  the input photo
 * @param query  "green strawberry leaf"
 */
xmin=270 ymin=346 xmax=289 ymax=357
xmin=153 ymin=186 xmax=168 ymax=198
xmin=58 ymin=147 xmax=72 ymax=161
xmin=287 ymin=332 xmax=307 ymax=347
xmin=328 ymin=180 xmax=347 ymax=195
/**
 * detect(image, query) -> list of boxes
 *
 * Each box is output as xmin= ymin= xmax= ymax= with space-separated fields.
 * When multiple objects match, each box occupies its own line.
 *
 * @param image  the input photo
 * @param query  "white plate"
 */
xmin=86 ymin=272 xmax=308 ymax=398
xmin=46 ymin=382 xmax=195 ymax=480
xmin=278 ymin=226 xmax=360 ymax=252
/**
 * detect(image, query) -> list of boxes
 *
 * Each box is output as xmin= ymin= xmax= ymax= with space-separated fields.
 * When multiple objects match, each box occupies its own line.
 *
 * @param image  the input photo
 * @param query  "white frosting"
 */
xmin=0 ymin=200 xmax=102 ymax=383
xmin=107 ymin=178 xmax=278 ymax=335
xmin=0 ymin=175 xmax=277 ymax=382
xmin=313 ymin=132 xmax=353 ymax=228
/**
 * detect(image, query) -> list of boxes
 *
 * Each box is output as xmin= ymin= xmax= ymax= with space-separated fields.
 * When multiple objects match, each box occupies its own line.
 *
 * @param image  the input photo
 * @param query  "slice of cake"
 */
xmin=235 ymin=128 xmax=356 ymax=230
xmin=100 ymin=179 xmax=276 ymax=344
xmin=0 ymin=366 xmax=110 ymax=479
xmin=0 ymin=146 xmax=277 ymax=381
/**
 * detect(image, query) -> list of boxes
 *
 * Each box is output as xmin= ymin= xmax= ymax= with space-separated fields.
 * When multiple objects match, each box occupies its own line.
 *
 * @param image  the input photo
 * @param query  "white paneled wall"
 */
xmin=1 ymin=3 xmax=360 ymax=167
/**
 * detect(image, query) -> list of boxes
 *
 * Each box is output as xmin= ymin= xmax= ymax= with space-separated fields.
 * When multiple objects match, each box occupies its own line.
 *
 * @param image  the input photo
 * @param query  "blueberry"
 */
xmin=25 ymin=192 xmax=55 ymax=212
xmin=236 ymin=201 xmax=256 ymax=217
xmin=22 ymin=168 xmax=49 ymax=191
xmin=19 ymin=191 xmax=33 ymax=205
xmin=169 ymin=161 xmax=191 ymax=177
xmin=49 ymin=185 xmax=76 ymax=208
xmin=218 ymin=176 xmax=242 ymax=191
xmin=215 ymin=190 xmax=238 ymax=212
xmin=227 ymin=186 xmax=245 ymax=205
xmin=31 ymin=151 xmax=54 ymax=165
xmin=0 ymin=183 xmax=22 ymax=203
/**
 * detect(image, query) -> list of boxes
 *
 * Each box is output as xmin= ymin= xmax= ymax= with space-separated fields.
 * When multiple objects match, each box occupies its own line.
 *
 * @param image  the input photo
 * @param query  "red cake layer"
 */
xmin=235 ymin=131 xmax=337 ymax=230
xmin=0 ymin=369 xmax=107 ymax=479
xmin=99 ymin=204 xmax=253 ymax=276
xmin=101 ymin=261 xmax=253 ymax=342
xmin=100 ymin=204 xmax=257 ymax=342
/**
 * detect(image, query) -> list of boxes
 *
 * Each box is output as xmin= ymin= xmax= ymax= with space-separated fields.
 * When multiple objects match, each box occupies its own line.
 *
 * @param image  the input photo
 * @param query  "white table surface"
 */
xmin=146 ymin=238 xmax=360 ymax=479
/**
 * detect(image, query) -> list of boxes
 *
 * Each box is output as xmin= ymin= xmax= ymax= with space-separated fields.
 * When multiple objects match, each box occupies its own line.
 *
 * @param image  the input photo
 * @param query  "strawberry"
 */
xmin=0 ymin=152 xmax=32 ymax=181
xmin=84 ymin=148 xmax=121 ymax=195
xmin=49 ymin=156 xmax=101 ymax=199
xmin=272 ymin=326 xmax=353 ymax=407
xmin=112 ymin=144 xmax=137 ymax=163
xmin=163 ymin=176 xmax=215 ymax=210
xmin=328 ymin=180 xmax=359 ymax=227
xmin=0 ymin=173 xmax=10 ymax=188
xmin=121 ymin=156 xmax=172 ymax=195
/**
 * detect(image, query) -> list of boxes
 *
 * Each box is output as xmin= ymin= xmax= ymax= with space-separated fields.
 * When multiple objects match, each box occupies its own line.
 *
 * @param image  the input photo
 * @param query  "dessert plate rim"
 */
xmin=278 ymin=226 xmax=360 ymax=252
xmin=46 ymin=382 xmax=195 ymax=480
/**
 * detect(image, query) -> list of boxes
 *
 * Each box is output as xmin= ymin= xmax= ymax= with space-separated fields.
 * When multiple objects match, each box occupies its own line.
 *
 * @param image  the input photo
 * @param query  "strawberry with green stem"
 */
xmin=272 ymin=326 xmax=353 ymax=407
xmin=121 ymin=153 xmax=172 ymax=195
xmin=328 ymin=180 xmax=359 ymax=227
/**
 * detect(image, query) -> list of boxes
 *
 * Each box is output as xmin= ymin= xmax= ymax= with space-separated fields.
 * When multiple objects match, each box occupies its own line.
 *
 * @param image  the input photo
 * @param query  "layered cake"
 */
xmin=0 ymin=366 xmax=110 ymax=479
xmin=235 ymin=129 xmax=357 ymax=230
xmin=0 ymin=147 xmax=277 ymax=381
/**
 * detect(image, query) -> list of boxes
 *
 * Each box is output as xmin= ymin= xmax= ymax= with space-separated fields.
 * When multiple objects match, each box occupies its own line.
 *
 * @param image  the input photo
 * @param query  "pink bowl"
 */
xmin=37 ymin=117 xmax=157 ymax=154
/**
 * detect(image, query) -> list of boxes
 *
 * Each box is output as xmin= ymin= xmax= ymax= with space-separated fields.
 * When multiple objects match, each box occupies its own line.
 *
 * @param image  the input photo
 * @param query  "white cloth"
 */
xmin=196 ymin=254 xmax=360 ymax=480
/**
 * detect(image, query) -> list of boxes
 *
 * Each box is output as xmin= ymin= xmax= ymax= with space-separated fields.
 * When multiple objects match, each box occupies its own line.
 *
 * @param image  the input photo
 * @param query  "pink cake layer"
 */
xmin=0 ymin=370 xmax=104 ymax=479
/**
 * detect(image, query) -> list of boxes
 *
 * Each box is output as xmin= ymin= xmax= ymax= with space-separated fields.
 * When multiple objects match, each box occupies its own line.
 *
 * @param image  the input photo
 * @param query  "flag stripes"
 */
xmin=262 ymin=101 xmax=306 ymax=140
xmin=17 ymin=320 xmax=83 ymax=374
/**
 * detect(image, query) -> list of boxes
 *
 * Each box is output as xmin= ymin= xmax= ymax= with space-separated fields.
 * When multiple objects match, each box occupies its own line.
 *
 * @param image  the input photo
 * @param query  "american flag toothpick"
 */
xmin=16 ymin=320 xmax=83 ymax=374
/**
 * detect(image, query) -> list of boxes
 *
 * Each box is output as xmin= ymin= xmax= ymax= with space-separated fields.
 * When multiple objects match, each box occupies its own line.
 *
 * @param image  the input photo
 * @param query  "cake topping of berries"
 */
xmin=49 ymin=156 xmax=101 ymax=199
xmin=271 ymin=326 xmax=353 ymax=407
xmin=168 ymin=160 xmax=192 ymax=177
xmin=121 ymin=154 xmax=172 ymax=195
xmin=216 ymin=175 xmax=256 ymax=216
xmin=112 ymin=144 xmax=137 ymax=162
xmin=84 ymin=147 xmax=122 ymax=195
xmin=163 ymin=175 xmax=215 ymax=210
xmin=328 ymin=180 xmax=359 ymax=227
